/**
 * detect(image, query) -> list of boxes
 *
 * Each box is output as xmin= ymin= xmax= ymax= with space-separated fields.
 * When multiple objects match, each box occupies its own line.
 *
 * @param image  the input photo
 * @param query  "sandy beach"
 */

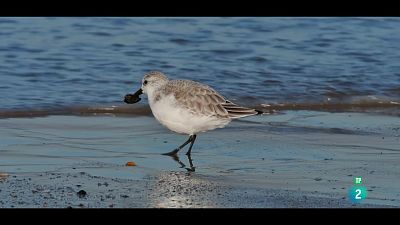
xmin=1 ymin=17 xmax=400 ymax=208
xmin=0 ymin=110 xmax=399 ymax=208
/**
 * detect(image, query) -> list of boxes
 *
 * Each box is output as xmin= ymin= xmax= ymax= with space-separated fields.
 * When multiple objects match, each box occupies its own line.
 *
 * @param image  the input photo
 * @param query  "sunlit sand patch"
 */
xmin=150 ymin=172 xmax=217 ymax=208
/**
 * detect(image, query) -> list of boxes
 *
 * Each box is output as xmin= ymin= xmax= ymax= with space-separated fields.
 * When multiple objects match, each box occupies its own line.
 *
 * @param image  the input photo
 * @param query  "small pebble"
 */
xmin=77 ymin=190 xmax=87 ymax=198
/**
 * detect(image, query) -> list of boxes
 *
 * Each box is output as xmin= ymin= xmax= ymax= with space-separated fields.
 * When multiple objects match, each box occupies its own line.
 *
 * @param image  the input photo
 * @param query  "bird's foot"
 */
xmin=186 ymin=167 xmax=195 ymax=172
xmin=162 ymin=149 xmax=179 ymax=156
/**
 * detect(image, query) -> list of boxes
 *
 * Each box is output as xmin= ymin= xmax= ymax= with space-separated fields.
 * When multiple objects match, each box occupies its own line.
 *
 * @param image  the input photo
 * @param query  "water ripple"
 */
xmin=0 ymin=17 xmax=399 ymax=113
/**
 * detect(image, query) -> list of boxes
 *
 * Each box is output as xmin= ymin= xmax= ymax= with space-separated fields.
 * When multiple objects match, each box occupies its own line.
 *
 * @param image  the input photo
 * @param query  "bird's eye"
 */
xmin=143 ymin=80 xmax=148 ymax=85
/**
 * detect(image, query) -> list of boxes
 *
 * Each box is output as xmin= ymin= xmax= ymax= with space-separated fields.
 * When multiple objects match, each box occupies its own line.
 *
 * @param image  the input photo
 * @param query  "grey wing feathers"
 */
xmin=168 ymin=80 xmax=260 ymax=119
xmin=168 ymin=80 xmax=229 ymax=117
xmin=222 ymin=100 xmax=260 ymax=119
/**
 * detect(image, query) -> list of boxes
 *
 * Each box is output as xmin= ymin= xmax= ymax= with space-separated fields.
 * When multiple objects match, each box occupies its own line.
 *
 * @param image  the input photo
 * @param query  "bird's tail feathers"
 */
xmin=222 ymin=101 xmax=263 ymax=119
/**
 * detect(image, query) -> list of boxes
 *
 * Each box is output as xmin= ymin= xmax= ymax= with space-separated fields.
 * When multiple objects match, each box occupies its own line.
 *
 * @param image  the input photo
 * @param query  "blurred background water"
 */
xmin=0 ymin=17 xmax=399 ymax=113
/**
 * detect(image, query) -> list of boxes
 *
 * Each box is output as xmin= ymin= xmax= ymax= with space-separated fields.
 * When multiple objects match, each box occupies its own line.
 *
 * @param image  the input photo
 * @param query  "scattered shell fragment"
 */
xmin=126 ymin=162 xmax=137 ymax=166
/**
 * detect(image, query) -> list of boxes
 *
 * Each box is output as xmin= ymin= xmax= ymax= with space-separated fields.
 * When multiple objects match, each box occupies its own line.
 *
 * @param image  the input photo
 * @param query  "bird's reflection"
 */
xmin=163 ymin=153 xmax=196 ymax=172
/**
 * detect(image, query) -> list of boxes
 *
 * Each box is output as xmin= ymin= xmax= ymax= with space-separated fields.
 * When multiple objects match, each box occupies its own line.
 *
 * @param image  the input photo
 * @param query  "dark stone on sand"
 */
xmin=77 ymin=190 xmax=87 ymax=198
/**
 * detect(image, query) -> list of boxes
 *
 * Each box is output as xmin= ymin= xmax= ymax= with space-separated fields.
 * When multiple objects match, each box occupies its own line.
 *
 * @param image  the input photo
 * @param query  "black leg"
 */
xmin=185 ymin=135 xmax=197 ymax=156
xmin=162 ymin=135 xmax=194 ymax=156
xmin=186 ymin=153 xmax=195 ymax=172
xmin=165 ymin=152 xmax=196 ymax=172
xmin=170 ymin=154 xmax=186 ymax=168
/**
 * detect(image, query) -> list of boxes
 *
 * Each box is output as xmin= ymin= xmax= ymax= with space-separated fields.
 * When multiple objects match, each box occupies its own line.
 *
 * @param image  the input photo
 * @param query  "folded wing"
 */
xmin=221 ymin=100 xmax=260 ymax=119
xmin=167 ymin=80 xmax=260 ymax=119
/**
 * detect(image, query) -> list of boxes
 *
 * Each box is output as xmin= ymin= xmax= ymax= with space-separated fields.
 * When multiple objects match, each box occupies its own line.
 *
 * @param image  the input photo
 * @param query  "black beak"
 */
xmin=124 ymin=88 xmax=143 ymax=104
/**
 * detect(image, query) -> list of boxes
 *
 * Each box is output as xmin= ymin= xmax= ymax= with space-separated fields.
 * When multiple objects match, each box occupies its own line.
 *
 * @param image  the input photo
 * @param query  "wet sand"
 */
xmin=0 ymin=111 xmax=399 ymax=208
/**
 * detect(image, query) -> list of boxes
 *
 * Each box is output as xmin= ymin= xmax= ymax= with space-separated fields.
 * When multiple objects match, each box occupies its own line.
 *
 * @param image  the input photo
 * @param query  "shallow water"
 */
xmin=0 ymin=17 xmax=399 ymax=114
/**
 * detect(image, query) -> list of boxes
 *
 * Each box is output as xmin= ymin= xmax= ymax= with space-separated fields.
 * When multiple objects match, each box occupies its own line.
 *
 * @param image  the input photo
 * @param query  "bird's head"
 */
xmin=141 ymin=71 xmax=169 ymax=95
xmin=124 ymin=71 xmax=169 ymax=104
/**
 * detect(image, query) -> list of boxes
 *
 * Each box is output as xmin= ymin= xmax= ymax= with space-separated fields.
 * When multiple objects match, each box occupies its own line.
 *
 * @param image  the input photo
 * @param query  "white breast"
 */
xmin=148 ymin=94 xmax=231 ymax=135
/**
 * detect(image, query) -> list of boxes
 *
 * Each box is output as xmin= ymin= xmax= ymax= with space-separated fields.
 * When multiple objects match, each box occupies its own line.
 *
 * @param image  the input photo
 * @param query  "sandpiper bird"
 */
xmin=124 ymin=71 xmax=262 ymax=156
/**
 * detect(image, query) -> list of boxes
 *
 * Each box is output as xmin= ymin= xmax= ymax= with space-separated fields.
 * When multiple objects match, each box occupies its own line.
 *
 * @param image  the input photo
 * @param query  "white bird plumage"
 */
xmin=141 ymin=71 xmax=260 ymax=135
xmin=126 ymin=71 xmax=262 ymax=157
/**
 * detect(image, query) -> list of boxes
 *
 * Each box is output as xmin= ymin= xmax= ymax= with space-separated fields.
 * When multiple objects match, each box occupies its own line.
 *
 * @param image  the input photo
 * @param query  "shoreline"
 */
xmin=1 ymin=100 xmax=399 ymax=119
